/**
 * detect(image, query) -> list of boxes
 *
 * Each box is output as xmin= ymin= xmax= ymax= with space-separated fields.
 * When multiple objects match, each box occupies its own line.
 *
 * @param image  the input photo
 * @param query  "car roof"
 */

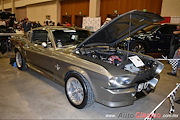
xmin=32 ymin=26 xmax=89 ymax=31
xmin=160 ymin=23 xmax=178 ymax=26
xmin=153 ymin=23 xmax=178 ymax=26
xmin=143 ymin=23 xmax=177 ymax=31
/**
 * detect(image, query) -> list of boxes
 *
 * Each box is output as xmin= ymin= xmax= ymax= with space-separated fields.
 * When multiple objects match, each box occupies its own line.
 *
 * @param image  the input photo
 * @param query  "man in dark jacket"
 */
xmin=22 ymin=18 xmax=32 ymax=36
xmin=169 ymin=24 xmax=180 ymax=58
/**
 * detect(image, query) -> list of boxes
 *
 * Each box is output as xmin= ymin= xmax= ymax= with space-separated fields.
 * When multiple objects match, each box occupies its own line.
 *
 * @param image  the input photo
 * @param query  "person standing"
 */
xmin=101 ymin=17 xmax=112 ymax=27
xmin=65 ymin=22 xmax=71 ymax=27
xmin=57 ymin=22 xmax=62 ymax=26
xmin=36 ymin=21 xmax=42 ymax=27
xmin=0 ymin=18 xmax=6 ymax=26
xmin=8 ymin=16 xmax=16 ymax=28
xmin=168 ymin=24 xmax=180 ymax=58
xmin=167 ymin=24 xmax=180 ymax=76
xmin=22 ymin=18 xmax=32 ymax=36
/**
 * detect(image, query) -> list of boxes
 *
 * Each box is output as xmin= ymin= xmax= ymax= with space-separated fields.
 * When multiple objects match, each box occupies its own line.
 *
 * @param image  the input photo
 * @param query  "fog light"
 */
xmin=137 ymin=83 xmax=144 ymax=92
xmin=132 ymin=93 xmax=136 ymax=97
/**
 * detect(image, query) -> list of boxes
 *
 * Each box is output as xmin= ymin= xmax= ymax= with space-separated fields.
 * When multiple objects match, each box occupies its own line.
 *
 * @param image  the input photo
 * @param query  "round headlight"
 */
xmin=108 ymin=76 xmax=133 ymax=88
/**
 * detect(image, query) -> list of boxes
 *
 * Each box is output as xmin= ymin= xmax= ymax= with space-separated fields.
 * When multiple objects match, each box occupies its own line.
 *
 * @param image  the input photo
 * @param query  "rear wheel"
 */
xmin=15 ymin=51 xmax=27 ymax=70
xmin=65 ymin=73 xmax=94 ymax=109
xmin=130 ymin=42 xmax=146 ymax=54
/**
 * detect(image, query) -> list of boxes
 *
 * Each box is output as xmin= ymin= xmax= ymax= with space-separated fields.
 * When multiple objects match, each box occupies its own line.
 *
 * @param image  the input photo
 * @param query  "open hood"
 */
xmin=77 ymin=10 xmax=164 ymax=49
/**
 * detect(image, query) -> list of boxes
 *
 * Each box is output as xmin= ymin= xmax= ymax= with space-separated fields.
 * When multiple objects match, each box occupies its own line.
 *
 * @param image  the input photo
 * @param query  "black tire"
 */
xmin=15 ymin=51 xmax=27 ymax=70
xmin=130 ymin=42 xmax=146 ymax=54
xmin=65 ymin=73 xmax=94 ymax=109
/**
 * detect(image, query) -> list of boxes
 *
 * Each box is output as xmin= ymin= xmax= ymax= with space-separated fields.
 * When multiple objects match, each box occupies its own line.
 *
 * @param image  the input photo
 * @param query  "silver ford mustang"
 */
xmin=11 ymin=10 xmax=164 ymax=109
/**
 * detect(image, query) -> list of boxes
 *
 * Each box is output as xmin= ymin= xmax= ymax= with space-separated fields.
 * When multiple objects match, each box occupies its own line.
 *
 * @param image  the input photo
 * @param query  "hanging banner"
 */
xmin=82 ymin=17 xmax=101 ymax=32
xmin=170 ymin=16 xmax=180 ymax=24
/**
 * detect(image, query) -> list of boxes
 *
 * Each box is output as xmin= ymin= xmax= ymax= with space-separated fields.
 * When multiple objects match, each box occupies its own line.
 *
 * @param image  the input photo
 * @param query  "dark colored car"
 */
xmin=0 ymin=11 xmax=15 ymax=19
xmin=0 ymin=11 xmax=16 ymax=54
xmin=0 ymin=25 xmax=15 ymax=33
xmin=0 ymin=26 xmax=16 ymax=54
xmin=118 ymin=24 xmax=179 ymax=56
xmin=11 ymin=11 xmax=164 ymax=109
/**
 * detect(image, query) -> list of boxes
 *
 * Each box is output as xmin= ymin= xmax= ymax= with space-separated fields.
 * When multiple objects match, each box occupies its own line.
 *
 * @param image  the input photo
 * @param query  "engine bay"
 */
xmin=83 ymin=48 xmax=156 ymax=73
xmin=87 ymin=49 xmax=125 ymax=66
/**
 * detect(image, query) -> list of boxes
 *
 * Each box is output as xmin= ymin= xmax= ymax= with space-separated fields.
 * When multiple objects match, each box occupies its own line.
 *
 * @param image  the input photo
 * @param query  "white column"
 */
xmin=56 ymin=0 xmax=61 ymax=24
xmin=89 ymin=0 xmax=100 ymax=18
xmin=11 ymin=0 xmax=15 ymax=13
xmin=1 ymin=0 xmax=4 ymax=11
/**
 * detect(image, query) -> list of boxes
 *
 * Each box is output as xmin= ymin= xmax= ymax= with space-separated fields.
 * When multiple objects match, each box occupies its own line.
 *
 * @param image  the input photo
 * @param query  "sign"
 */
xmin=82 ymin=17 xmax=101 ymax=32
xmin=128 ymin=56 xmax=145 ymax=67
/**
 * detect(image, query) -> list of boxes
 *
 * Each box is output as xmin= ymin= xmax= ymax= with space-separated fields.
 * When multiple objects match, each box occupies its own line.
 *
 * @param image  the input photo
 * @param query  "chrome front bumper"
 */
xmin=98 ymin=78 xmax=159 ymax=107
xmin=100 ymin=87 xmax=136 ymax=107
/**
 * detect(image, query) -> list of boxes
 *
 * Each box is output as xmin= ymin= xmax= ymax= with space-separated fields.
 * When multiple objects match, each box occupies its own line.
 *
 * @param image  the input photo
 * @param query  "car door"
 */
xmin=155 ymin=25 xmax=176 ymax=51
xmin=23 ymin=29 xmax=54 ymax=74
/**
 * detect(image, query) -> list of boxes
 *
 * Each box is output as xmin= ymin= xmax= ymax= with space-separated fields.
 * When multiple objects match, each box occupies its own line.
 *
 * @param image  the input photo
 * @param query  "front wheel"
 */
xmin=65 ymin=73 xmax=94 ymax=109
xmin=130 ymin=42 xmax=146 ymax=54
xmin=15 ymin=51 xmax=27 ymax=70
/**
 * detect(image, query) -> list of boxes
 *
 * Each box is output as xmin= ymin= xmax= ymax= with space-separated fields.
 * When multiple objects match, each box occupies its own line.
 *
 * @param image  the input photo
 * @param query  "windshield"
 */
xmin=52 ymin=29 xmax=91 ymax=48
xmin=138 ymin=24 xmax=160 ymax=33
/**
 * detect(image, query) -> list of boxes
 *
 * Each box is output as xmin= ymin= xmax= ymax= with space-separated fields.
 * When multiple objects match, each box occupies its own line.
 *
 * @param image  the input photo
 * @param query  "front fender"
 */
xmin=65 ymin=66 xmax=92 ymax=86
xmin=14 ymin=46 xmax=26 ymax=59
xmin=65 ymin=66 xmax=99 ymax=100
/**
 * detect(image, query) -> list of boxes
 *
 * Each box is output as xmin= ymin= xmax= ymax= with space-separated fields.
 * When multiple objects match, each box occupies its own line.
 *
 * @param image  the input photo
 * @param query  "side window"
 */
xmin=169 ymin=25 xmax=177 ymax=34
xmin=31 ymin=30 xmax=52 ymax=47
xmin=158 ymin=26 xmax=173 ymax=34
xmin=158 ymin=26 xmax=170 ymax=34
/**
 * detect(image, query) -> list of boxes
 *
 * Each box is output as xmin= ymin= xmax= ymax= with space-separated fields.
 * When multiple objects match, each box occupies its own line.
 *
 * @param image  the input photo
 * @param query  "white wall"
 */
xmin=26 ymin=1 xmax=58 ymax=25
xmin=15 ymin=0 xmax=53 ymax=8
xmin=161 ymin=0 xmax=180 ymax=16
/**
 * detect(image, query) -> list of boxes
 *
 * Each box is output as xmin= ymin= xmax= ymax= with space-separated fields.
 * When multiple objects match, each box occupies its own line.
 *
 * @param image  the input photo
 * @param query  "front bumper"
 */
xmin=98 ymin=78 xmax=159 ymax=107
xmin=100 ymin=87 xmax=136 ymax=107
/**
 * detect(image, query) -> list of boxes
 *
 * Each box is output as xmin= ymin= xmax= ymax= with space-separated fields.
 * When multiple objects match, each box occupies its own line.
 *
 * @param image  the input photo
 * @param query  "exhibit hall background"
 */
xmin=26 ymin=1 xmax=60 ymax=25
xmin=0 ymin=0 xmax=180 ymax=26
xmin=61 ymin=0 xmax=89 ymax=27
xmin=161 ymin=0 xmax=180 ymax=16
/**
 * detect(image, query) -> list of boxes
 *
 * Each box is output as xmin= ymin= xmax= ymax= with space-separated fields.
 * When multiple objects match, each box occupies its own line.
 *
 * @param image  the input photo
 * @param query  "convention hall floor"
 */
xmin=0 ymin=53 xmax=180 ymax=120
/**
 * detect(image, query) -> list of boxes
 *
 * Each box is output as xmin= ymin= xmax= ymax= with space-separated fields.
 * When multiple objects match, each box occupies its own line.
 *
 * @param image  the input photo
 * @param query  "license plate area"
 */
xmin=136 ymin=82 xmax=149 ymax=92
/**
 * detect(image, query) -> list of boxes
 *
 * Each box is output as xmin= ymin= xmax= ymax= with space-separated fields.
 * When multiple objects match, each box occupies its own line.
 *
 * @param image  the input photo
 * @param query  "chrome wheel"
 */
xmin=66 ymin=77 xmax=84 ymax=105
xmin=16 ymin=52 xmax=22 ymax=68
xmin=131 ymin=44 xmax=146 ymax=54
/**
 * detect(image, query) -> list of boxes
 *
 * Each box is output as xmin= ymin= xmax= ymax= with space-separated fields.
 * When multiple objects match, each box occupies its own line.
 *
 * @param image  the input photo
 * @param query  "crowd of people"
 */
xmin=0 ymin=17 xmax=72 ymax=34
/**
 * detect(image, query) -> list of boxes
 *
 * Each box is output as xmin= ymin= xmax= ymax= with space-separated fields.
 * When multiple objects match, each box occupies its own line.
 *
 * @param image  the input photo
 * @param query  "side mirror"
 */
xmin=42 ymin=42 xmax=47 ymax=48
